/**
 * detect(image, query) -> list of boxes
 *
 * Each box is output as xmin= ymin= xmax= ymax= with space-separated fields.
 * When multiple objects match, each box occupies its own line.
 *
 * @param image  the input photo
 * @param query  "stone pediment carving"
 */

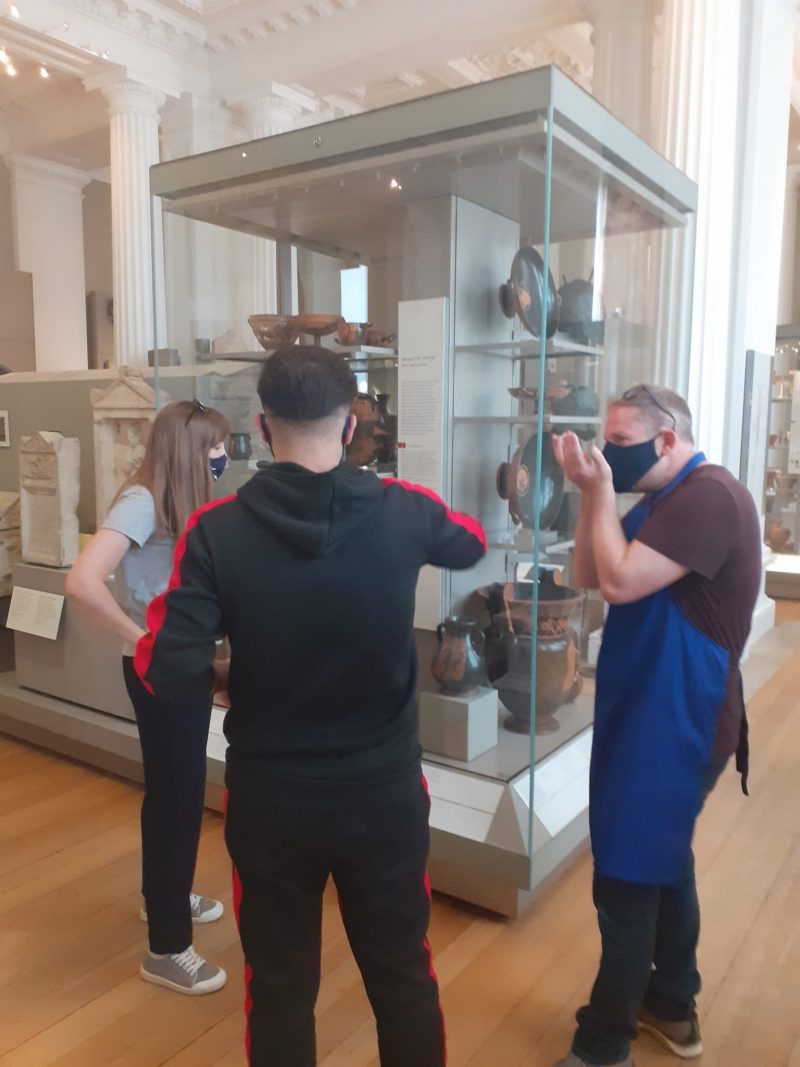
xmin=90 ymin=366 xmax=156 ymax=416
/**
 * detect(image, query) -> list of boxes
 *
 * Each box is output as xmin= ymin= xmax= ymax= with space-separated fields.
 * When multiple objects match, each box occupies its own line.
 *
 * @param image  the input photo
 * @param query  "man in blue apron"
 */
xmin=552 ymin=385 xmax=762 ymax=1067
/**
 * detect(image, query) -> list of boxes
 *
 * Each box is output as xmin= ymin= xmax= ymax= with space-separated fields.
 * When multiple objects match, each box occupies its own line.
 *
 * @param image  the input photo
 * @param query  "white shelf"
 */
xmin=454 ymin=334 xmax=603 ymax=360
xmin=453 ymin=414 xmax=601 ymax=427
xmin=335 ymin=344 xmax=397 ymax=358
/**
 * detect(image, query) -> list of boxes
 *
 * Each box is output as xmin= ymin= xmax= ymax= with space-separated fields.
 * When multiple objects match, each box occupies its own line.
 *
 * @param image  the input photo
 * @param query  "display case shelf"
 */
xmin=453 ymin=414 xmax=602 ymax=427
xmin=454 ymin=334 xmax=603 ymax=360
xmin=484 ymin=528 xmax=576 ymax=556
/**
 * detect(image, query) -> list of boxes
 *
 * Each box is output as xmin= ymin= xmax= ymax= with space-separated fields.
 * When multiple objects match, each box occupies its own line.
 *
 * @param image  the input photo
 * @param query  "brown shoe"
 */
xmin=638 ymin=1007 xmax=703 ymax=1058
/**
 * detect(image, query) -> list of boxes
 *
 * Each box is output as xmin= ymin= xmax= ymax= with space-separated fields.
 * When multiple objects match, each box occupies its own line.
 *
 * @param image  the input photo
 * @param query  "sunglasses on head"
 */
xmin=185 ymin=398 xmax=208 ymax=427
xmin=622 ymin=385 xmax=676 ymax=430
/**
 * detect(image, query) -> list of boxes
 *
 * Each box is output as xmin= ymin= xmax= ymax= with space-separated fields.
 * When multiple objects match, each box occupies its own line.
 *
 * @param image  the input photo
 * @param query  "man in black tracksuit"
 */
xmin=135 ymin=346 xmax=486 ymax=1066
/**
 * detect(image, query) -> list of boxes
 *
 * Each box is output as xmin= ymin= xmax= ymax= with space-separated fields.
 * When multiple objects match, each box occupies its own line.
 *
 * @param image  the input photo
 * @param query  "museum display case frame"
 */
xmin=147 ymin=66 xmax=698 ymax=914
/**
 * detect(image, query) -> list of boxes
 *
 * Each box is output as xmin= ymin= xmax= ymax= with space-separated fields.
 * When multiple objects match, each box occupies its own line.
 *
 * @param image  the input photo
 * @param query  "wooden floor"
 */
xmin=1 ymin=612 xmax=799 ymax=1066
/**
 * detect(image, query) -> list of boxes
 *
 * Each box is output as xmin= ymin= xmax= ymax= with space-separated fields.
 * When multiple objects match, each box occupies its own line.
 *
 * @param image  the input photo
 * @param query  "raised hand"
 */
xmin=553 ymin=432 xmax=613 ymax=494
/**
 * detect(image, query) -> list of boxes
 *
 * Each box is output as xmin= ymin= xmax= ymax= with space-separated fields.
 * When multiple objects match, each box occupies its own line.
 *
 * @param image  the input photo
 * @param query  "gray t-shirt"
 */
xmin=102 ymin=485 xmax=175 ymax=655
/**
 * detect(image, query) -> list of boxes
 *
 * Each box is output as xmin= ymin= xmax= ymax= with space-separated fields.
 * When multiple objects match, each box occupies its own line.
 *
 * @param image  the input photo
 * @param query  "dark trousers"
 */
xmin=572 ymin=758 xmax=728 ymax=1065
xmin=123 ymin=657 xmax=212 ymax=955
xmin=224 ymin=765 xmax=446 ymax=1067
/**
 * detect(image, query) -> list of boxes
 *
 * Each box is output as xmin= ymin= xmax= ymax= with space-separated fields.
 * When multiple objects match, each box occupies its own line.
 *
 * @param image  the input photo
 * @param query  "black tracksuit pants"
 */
xmin=123 ymin=656 xmax=212 ymax=955
xmin=224 ymin=763 xmax=446 ymax=1067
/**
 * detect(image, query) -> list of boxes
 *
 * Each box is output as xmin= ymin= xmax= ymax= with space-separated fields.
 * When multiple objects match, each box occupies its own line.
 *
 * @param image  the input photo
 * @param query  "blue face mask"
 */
xmin=602 ymin=438 xmax=659 ymax=494
xmin=209 ymin=453 xmax=228 ymax=481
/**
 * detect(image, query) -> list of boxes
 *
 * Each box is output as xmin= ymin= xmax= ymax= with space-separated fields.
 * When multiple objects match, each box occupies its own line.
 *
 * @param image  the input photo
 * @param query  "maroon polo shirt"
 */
xmin=634 ymin=463 xmax=763 ymax=757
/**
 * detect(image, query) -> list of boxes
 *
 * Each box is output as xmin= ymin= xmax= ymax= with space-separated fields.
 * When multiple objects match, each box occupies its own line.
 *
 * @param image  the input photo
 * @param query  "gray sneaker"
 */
xmin=553 ymin=1054 xmax=633 ymax=1067
xmin=140 ymin=946 xmax=227 ymax=995
xmin=139 ymin=892 xmax=224 ymax=925
xmin=638 ymin=1008 xmax=703 ymax=1058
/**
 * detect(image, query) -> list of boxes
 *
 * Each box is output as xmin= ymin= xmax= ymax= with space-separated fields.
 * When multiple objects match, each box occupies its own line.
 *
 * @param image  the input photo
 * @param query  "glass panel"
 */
xmin=766 ymin=328 xmax=800 ymax=560
xmin=150 ymin=70 xmax=697 ymax=893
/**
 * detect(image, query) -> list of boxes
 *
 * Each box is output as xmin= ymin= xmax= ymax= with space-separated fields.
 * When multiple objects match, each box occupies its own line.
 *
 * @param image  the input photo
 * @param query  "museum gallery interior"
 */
xmin=0 ymin=0 xmax=798 ymax=1064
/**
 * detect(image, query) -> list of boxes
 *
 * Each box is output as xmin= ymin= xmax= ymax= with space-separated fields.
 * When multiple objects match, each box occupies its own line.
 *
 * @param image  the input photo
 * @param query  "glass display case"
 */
xmin=150 ymin=67 xmax=697 ymax=914
xmin=764 ymin=326 xmax=800 ymax=598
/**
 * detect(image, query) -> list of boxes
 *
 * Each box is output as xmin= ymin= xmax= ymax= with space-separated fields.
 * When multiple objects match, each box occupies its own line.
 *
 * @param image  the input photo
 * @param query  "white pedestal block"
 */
xmin=419 ymin=687 xmax=498 ymax=763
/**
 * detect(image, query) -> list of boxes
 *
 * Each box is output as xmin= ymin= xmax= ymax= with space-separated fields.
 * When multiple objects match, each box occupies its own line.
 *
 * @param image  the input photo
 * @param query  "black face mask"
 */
xmin=209 ymin=453 xmax=228 ymax=481
xmin=602 ymin=438 xmax=660 ymax=494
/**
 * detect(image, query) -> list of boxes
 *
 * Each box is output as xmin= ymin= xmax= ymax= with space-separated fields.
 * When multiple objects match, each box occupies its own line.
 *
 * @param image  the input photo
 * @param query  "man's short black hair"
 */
xmin=257 ymin=345 xmax=357 ymax=423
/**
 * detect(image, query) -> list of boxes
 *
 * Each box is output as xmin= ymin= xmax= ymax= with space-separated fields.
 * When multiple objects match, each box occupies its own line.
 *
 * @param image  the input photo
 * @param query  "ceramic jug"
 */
xmin=431 ymin=616 xmax=486 ymax=696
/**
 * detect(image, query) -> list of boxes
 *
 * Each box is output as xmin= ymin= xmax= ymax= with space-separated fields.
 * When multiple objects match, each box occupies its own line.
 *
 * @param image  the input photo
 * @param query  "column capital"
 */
xmin=236 ymin=94 xmax=303 ymax=138
xmin=9 ymin=155 xmax=92 ymax=195
xmin=84 ymin=68 xmax=166 ymax=119
xmin=101 ymin=80 xmax=166 ymax=119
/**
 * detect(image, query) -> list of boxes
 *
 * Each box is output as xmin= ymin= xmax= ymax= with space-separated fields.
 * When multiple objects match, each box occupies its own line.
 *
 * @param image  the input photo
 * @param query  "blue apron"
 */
xmin=591 ymin=453 xmax=730 ymax=886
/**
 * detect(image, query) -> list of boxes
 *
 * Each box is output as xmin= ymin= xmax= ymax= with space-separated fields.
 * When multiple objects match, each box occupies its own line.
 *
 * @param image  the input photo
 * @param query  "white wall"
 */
xmin=11 ymin=157 xmax=89 ymax=372
xmin=83 ymin=180 xmax=115 ymax=368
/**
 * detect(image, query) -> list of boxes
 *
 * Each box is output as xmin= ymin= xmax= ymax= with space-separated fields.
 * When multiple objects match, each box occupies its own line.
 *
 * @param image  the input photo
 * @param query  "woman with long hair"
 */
xmin=67 ymin=399 xmax=230 ymax=996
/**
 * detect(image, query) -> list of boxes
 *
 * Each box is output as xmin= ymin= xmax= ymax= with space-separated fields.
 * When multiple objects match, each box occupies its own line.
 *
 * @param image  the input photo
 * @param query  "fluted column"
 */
xmin=653 ymin=0 xmax=742 ymax=461
xmin=588 ymin=0 xmax=662 ymax=394
xmin=591 ymin=0 xmax=659 ymax=141
xmin=102 ymin=81 xmax=166 ymax=367
xmin=238 ymin=95 xmax=302 ymax=322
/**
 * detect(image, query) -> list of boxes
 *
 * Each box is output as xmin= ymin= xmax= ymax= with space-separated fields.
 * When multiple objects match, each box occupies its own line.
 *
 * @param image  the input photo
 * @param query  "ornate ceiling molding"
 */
xmin=205 ymin=0 xmax=366 ymax=55
xmin=9 ymin=152 xmax=93 ymax=192
xmin=58 ymin=0 xmax=207 ymax=63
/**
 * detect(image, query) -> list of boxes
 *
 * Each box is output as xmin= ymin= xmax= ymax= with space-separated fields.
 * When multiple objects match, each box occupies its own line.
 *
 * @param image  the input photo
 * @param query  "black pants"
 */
xmin=123 ymin=657 xmax=212 ymax=955
xmin=572 ymin=758 xmax=728 ymax=1065
xmin=224 ymin=765 xmax=446 ymax=1067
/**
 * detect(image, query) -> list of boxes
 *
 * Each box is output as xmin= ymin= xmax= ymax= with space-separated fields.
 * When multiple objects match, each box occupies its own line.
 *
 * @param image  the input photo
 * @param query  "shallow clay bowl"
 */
xmin=296 ymin=314 xmax=344 ymax=341
xmin=248 ymin=314 xmax=299 ymax=350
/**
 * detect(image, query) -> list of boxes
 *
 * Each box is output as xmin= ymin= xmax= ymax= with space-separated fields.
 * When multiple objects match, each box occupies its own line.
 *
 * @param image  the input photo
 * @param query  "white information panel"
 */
xmin=514 ymin=727 xmax=593 ymax=838
xmin=397 ymin=297 xmax=449 ymax=631
xmin=7 ymin=586 xmax=65 ymax=640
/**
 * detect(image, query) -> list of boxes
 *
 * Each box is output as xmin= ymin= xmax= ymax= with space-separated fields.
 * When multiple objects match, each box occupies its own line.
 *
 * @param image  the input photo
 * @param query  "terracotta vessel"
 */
xmin=480 ymin=577 xmax=583 ymax=735
xmin=296 ymin=314 xmax=344 ymax=345
xmin=248 ymin=314 xmax=299 ymax=349
xmin=431 ymin=616 xmax=487 ymax=696
xmin=766 ymin=521 xmax=791 ymax=552
xmin=337 ymin=322 xmax=371 ymax=346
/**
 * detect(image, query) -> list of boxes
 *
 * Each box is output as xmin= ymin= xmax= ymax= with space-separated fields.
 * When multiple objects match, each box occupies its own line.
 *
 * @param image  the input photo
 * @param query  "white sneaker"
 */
xmin=140 ymin=946 xmax=227 ymax=995
xmin=139 ymin=892 xmax=224 ymax=925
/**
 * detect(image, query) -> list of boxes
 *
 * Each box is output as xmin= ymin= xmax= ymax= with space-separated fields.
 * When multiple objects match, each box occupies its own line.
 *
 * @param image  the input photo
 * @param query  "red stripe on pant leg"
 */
xmin=421 ymin=776 xmax=448 ymax=1063
xmin=232 ymin=861 xmax=254 ymax=1064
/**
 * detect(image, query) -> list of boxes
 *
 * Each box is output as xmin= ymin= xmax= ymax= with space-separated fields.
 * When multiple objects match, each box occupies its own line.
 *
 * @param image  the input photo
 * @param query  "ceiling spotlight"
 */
xmin=389 ymin=177 xmax=402 ymax=191
xmin=39 ymin=64 xmax=49 ymax=79
xmin=6 ymin=62 xmax=16 ymax=76
xmin=9 ymin=5 xmax=20 ymax=18
xmin=0 ymin=48 xmax=8 ymax=64
xmin=241 ymin=151 xmax=247 ymax=158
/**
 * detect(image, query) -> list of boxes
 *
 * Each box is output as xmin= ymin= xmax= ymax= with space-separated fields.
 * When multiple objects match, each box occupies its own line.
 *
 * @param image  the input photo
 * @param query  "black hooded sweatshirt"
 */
xmin=135 ymin=463 xmax=486 ymax=784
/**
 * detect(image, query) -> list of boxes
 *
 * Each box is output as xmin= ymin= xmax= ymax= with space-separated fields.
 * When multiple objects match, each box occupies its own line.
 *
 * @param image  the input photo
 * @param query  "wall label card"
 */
xmin=6 ymin=586 xmax=65 ymax=640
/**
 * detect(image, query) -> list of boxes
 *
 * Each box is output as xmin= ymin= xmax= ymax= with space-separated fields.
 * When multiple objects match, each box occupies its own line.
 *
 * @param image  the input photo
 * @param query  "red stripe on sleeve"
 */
xmin=133 ymin=494 xmax=236 ymax=694
xmin=383 ymin=478 xmax=487 ymax=550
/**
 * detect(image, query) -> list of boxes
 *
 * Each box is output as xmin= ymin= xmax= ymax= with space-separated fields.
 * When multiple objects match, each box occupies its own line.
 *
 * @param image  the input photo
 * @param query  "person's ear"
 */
xmin=658 ymin=429 xmax=677 ymax=456
xmin=259 ymin=413 xmax=273 ymax=451
xmin=343 ymin=415 xmax=357 ymax=446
